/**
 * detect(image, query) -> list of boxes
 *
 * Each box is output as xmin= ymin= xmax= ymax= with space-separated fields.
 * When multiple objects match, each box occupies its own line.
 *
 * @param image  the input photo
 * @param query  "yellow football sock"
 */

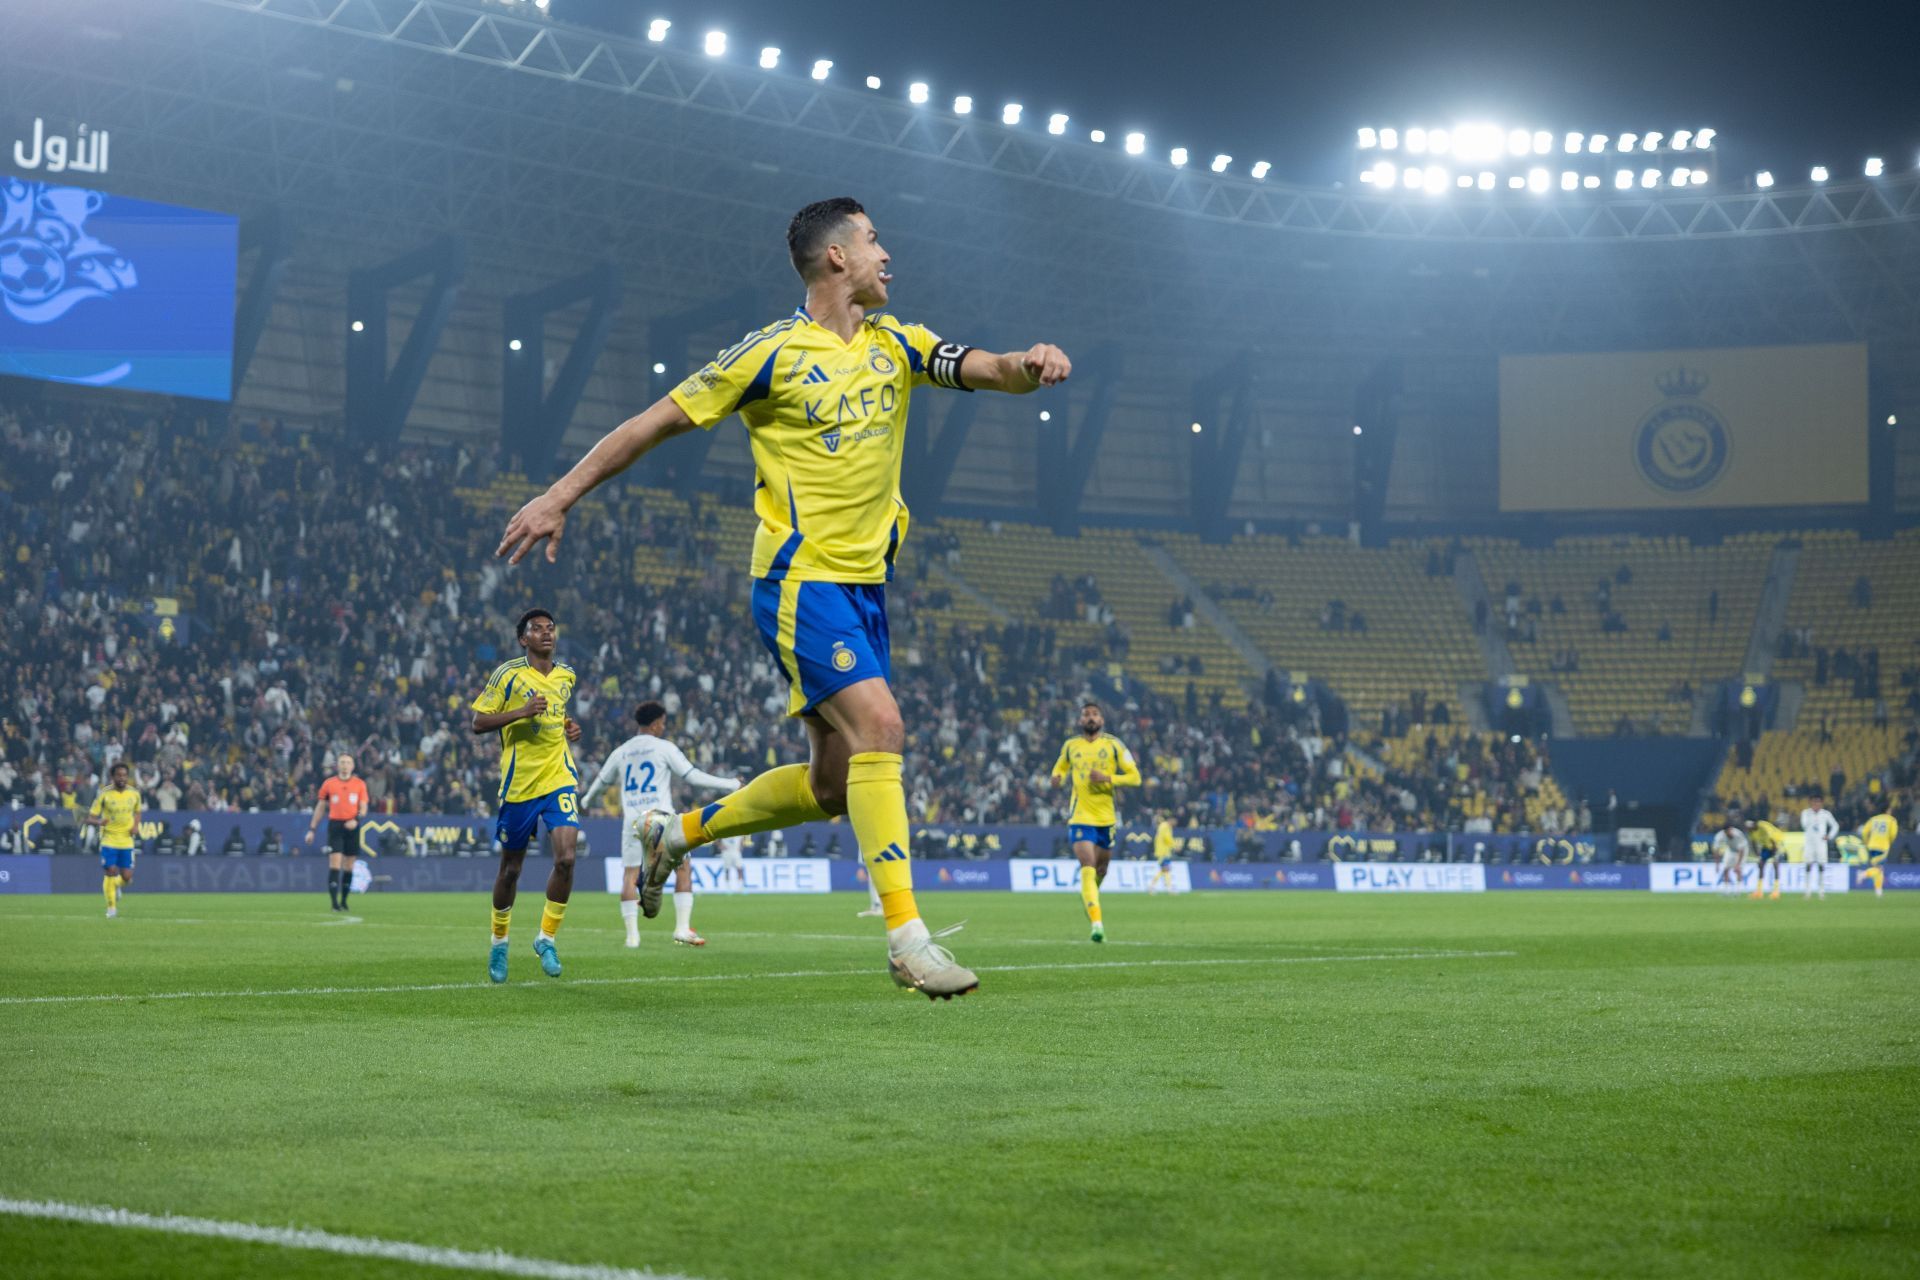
xmin=1863 ymin=865 xmax=1883 ymax=891
xmin=539 ymin=898 xmax=568 ymax=939
xmin=103 ymin=875 xmax=118 ymax=909
xmin=1080 ymin=865 xmax=1103 ymax=924
xmin=491 ymin=907 xmax=511 ymax=940
xmin=848 ymin=752 xmax=918 ymax=929
xmin=681 ymin=763 xmax=828 ymax=850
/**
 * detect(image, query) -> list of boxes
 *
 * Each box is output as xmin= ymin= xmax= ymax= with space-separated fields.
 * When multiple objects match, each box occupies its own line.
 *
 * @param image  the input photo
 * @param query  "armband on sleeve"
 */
xmin=929 ymin=342 xmax=975 ymax=391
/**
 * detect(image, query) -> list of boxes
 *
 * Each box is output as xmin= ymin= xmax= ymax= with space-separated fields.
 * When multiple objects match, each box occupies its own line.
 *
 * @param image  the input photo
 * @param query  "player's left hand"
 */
xmin=564 ymin=717 xmax=582 ymax=743
xmin=497 ymin=491 xmax=568 ymax=565
xmin=344 ymin=819 xmax=357 ymax=830
xmin=1020 ymin=344 xmax=1071 ymax=387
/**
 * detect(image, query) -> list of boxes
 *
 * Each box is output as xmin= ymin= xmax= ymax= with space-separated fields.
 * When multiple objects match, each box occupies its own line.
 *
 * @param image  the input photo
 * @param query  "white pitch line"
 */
xmin=0 ymin=950 xmax=1513 ymax=1007
xmin=0 ymin=1196 xmax=695 ymax=1279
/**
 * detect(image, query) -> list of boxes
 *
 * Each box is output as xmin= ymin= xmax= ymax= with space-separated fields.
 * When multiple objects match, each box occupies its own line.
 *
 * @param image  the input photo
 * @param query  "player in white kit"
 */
xmin=1798 ymin=792 xmax=1840 ymax=901
xmin=582 ymin=701 xmax=740 ymax=947
xmin=717 ymin=835 xmax=746 ymax=892
xmin=1712 ymin=822 xmax=1750 ymax=895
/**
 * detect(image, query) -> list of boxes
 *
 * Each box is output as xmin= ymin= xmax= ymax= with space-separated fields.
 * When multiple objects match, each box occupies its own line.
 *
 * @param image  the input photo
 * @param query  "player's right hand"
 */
xmin=522 ymin=693 xmax=549 ymax=718
xmin=497 ymin=491 xmax=568 ymax=565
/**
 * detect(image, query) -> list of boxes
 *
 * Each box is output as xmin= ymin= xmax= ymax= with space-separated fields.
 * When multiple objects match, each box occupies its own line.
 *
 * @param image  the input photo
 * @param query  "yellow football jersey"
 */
xmin=669 ymin=307 xmax=969 ymax=584
xmin=1051 ymin=734 xmax=1141 ymax=827
xmin=471 ymin=657 xmax=579 ymax=804
xmin=1861 ymin=814 xmax=1898 ymax=852
xmin=1751 ymin=819 xmax=1784 ymax=852
xmin=1154 ymin=819 xmax=1177 ymax=859
xmin=90 ymin=786 xmax=141 ymax=848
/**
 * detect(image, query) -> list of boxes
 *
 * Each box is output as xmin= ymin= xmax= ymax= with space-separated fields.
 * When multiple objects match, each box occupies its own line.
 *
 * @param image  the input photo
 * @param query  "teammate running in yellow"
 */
xmin=1747 ymin=817 xmax=1787 ymax=899
xmin=471 ymin=608 xmax=584 ymax=984
xmin=85 ymin=761 xmax=141 ymax=919
xmin=495 ymin=197 xmax=1070 ymax=999
xmin=1858 ymin=800 xmax=1899 ymax=899
xmin=1051 ymin=701 xmax=1141 ymax=941
xmin=1147 ymin=812 xmax=1178 ymax=894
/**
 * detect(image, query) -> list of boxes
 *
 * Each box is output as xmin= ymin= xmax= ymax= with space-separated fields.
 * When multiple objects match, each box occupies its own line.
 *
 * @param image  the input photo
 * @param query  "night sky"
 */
xmin=555 ymin=0 xmax=1915 ymax=188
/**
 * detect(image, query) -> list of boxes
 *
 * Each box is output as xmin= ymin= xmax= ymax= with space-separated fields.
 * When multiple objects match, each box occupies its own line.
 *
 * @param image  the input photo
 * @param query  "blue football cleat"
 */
xmin=488 ymin=940 xmax=509 ymax=984
xmin=534 ymin=936 xmax=562 ymax=978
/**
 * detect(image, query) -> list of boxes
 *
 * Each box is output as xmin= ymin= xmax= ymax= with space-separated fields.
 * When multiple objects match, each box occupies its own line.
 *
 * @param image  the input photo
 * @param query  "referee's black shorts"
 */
xmin=326 ymin=819 xmax=363 ymax=857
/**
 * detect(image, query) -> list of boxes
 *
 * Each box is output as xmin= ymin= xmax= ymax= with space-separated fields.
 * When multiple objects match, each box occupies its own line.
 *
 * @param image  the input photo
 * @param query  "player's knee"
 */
xmin=864 ymin=711 xmax=906 ymax=757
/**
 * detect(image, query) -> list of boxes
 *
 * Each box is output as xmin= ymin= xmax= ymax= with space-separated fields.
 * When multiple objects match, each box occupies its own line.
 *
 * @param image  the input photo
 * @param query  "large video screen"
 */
xmin=0 ymin=177 xmax=238 ymax=401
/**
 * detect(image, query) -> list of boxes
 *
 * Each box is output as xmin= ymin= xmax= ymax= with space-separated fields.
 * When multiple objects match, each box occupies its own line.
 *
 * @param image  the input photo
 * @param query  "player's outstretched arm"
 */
xmin=496 ymin=396 xmax=699 ymax=565
xmin=960 ymin=344 xmax=1071 ymax=394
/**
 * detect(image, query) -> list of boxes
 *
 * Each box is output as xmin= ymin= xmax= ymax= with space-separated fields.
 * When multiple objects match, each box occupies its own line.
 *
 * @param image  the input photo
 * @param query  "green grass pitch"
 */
xmin=2 ymin=889 xmax=1917 ymax=1279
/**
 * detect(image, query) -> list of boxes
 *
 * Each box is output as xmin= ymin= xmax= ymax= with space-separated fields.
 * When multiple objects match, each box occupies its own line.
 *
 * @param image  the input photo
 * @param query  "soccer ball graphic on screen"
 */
xmin=0 ymin=236 xmax=65 ymax=305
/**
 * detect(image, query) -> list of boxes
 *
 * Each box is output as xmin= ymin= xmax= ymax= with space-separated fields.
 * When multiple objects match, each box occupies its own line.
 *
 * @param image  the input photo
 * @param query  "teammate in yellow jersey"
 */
xmin=85 ymin=761 xmax=141 ymax=918
xmin=1050 ymin=701 xmax=1141 ymax=941
xmin=496 ymin=197 xmax=1070 ymax=999
xmin=1746 ymin=817 xmax=1787 ymax=899
xmin=1858 ymin=800 xmax=1899 ymax=899
xmin=1147 ymin=812 xmax=1178 ymax=895
xmin=470 ymin=608 xmax=584 ymax=984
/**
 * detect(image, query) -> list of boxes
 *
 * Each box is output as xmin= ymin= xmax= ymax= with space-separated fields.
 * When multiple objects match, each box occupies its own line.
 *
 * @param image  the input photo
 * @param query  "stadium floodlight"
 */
xmin=1690 ymin=170 xmax=1707 ymax=185
xmin=1507 ymin=127 xmax=1530 ymax=155
xmin=646 ymin=18 xmax=670 ymax=42
xmin=1672 ymin=130 xmax=1692 ymax=150
xmin=1251 ymin=160 xmax=1270 ymax=179
xmin=1124 ymin=131 xmax=1146 ymax=155
xmin=1888 ymin=415 xmax=1898 ymax=426
xmin=1641 ymin=168 xmax=1659 ymax=188
xmin=1358 ymin=127 xmax=1378 ymax=149
xmin=1508 ymin=175 xmax=1525 ymax=189
xmin=811 ymin=59 xmax=832 ymax=80
xmin=1865 ymin=157 xmax=1884 ymax=177
xmin=1561 ymin=170 xmax=1578 ymax=190
xmin=703 ymin=30 xmax=726 ymax=56
xmin=908 ymin=81 xmax=929 ymax=104
xmin=651 ymin=362 xmax=666 ymax=374
xmin=1695 ymin=128 xmax=1715 ymax=148
xmin=1671 ymin=167 xmax=1689 ymax=185
xmin=866 ymin=75 xmax=883 ymax=89
xmin=1527 ymin=167 xmax=1549 ymax=193
xmin=1531 ymin=130 xmax=1552 ymax=154
xmin=508 ymin=338 xmax=523 ymax=352
xmin=1352 ymin=424 xmax=1363 ymax=436
xmin=1811 ymin=165 xmax=1829 ymax=182
xmin=1089 ymin=128 xmax=1105 ymax=142
xmin=1407 ymin=127 xmax=1428 ymax=153
xmin=1615 ymin=169 xmax=1634 ymax=189
xmin=1429 ymin=128 xmax=1451 ymax=154
xmin=1049 ymin=113 xmax=1070 ymax=136
xmin=759 ymin=47 xmax=780 ymax=69
xmin=1404 ymin=165 xmax=1424 ymax=189
xmin=1039 ymin=411 xmax=1051 ymax=422
xmin=350 ymin=319 xmax=365 ymax=332
xmin=1644 ymin=131 xmax=1664 ymax=150
xmin=1170 ymin=147 xmax=1189 ymax=167
xmin=1478 ymin=171 xmax=1496 ymax=190
xmin=1368 ymin=159 xmax=1394 ymax=185
xmin=1619 ymin=132 xmax=1638 ymax=153
xmin=1423 ymin=165 xmax=1447 ymax=192
xmin=1190 ymin=422 xmax=1203 ymax=434
xmin=1755 ymin=170 xmax=1774 ymax=188
xmin=1210 ymin=154 xmax=1231 ymax=173
xmin=953 ymin=95 xmax=972 ymax=114
xmin=1360 ymin=168 xmax=1375 ymax=184
xmin=1002 ymin=102 xmax=1022 ymax=124
xmin=1588 ymin=134 xmax=1608 ymax=153
xmin=1583 ymin=174 xmax=1600 ymax=189
xmin=1456 ymin=173 xmax=1473 ymax=188
xmin=1379 ymin=128 xmax=1399 ymax=149
xmin=1565 ymin=131 xmax=1584 ymax=153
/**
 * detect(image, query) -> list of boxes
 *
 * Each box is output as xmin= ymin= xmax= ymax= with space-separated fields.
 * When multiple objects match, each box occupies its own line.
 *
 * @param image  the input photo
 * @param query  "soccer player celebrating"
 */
xmin=470 ymin=608 xmax=583 ymax=982
xmin=496 ymin=198 xmax=1070 ymax=999
xmin=305 ymin=753 xmax=371 ymax=912
xmin=581 ymin=700 xmax=740 ymax=949
xmin=1747 ymin=817 xmax=1787 ymax=899
xmin=85 ymin=761 xmax=141 ymax=919
xmin=1858 ymin=799 xmax=1899 ymax=899
xmin=1050 ymin=701 xmax=1141 ymax=941
xmin=1798 ymin=791 xmax=1840 ymax=901
xmin=1712 ymin=820 xmax=1750 ymax=896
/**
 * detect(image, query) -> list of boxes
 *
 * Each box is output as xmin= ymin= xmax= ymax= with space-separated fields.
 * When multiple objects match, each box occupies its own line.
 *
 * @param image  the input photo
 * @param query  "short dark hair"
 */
xmin=634 ymin=701 xmax=666 ymax=727
xmin=787 ymin=197 xmax=866 ymax=280
xmin=110 ymin=761 xmax=129 ymax=774
xmin=516 ymin=608 xmax=554 ymax=638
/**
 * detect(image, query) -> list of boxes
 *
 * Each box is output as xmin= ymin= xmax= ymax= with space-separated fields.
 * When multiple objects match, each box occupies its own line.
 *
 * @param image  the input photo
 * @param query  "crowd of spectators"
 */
xmin=3 ymin=390 xmax=1562 ymax=837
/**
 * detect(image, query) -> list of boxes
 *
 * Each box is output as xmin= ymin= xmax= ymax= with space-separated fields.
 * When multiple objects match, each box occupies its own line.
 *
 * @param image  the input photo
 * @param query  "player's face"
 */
xmin=1079 ymin=706 xmax=1103 ymax=735
xmin=519 ymin=615 xmax=558 ymax=658
xmin=837 ymin=213 xmax=891 ymax=307
xmin=111 ymin=767 xmax=128 ymax=789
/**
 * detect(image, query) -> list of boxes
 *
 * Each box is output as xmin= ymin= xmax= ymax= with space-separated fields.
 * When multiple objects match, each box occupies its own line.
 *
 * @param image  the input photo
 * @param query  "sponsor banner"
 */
xmin=1198 ymin=864 xmax=1336 ymax=890
xmin=1334 ymin=863 xmax=1488 ymax=893
xmin=600 ymin=856 xmax=833 ymax=895
xmin=1487 ymin=864 xmax=1649 ymax=890
xmin=1008 ymin=859 xmax=1193 ymax=895
xmin=48 ymin=854 xmax=581 ymax=895
xmin=1650 ymin=862 xmax=1850 ymax=894
xmin=1450 ymin=834 xmax=1615 ymax=865
xmin=1876 ymin=865 xmax=1920 ymax=892
xmin=1499 ymin=343 xmax=1867 ymax=511
xmin=0 ymin=856 xmax=52 ymax=894
xmin=827 ymin=860 xmax=1011 ymax=892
